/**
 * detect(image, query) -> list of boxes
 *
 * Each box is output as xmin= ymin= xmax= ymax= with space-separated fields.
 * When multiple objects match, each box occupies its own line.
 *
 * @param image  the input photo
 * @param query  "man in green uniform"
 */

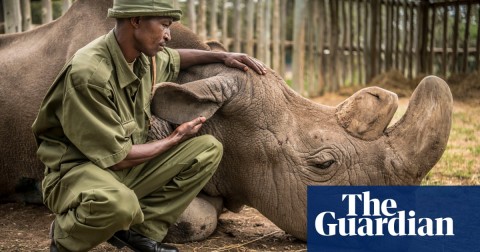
xmin=32 ymin=0 xmax=266 ymax=251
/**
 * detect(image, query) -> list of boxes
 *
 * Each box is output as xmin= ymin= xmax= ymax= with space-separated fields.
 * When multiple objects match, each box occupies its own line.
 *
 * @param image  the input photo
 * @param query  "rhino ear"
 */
xmin=206 ymin=41 xmax=228 ymax=52
xmin=335 ymin=87 xmax=398 ymax=141
xmin=151 ymin=76 xmax=236 ymax=124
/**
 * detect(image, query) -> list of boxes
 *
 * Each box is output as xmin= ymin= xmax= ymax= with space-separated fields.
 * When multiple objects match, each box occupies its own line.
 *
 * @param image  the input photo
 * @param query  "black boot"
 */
xmin=107 ymin=230 xmax=179 ymax=252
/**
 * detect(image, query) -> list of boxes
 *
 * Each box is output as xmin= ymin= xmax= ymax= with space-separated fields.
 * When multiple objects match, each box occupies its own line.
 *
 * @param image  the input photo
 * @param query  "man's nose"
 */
xmin=164 ymin=29 xmax=171 ymax=42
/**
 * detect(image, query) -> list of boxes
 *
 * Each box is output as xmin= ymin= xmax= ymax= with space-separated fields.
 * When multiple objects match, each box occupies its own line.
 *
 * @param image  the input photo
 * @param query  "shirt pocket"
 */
xmin=122 ymin=120 xmax=137 ymax=138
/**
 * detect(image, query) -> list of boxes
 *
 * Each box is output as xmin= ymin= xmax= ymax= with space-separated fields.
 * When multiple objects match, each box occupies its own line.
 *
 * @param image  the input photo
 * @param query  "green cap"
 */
xmin=108 ymin=0 xmax=182 ymax=21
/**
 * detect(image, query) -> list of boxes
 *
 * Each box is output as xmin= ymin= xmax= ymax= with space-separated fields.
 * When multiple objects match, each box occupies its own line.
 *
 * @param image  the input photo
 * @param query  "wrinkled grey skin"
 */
xmin=0 ymin=0 xmax=452 ymax=243
xmin=151 ymin=60 xmax=452 ymax=241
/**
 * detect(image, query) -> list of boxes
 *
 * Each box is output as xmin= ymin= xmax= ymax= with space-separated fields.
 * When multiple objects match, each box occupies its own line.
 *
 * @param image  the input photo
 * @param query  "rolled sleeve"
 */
xmin=62 ymin=82 xmax=132 ymax=168
xmin=156 ymin=47 xmax=181 ymax=83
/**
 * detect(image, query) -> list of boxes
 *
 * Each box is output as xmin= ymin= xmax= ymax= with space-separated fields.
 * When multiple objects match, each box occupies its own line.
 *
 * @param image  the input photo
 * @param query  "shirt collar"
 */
xmin=105 ymin=30 xmax=150 ymax=89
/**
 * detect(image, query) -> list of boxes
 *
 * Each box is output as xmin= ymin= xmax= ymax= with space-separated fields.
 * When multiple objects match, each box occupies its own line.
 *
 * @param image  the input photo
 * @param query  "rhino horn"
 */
xmin=336 ymin=86 xmax=398 ymax=141
xmin=384 ymin=76 xmax=453 ymax=183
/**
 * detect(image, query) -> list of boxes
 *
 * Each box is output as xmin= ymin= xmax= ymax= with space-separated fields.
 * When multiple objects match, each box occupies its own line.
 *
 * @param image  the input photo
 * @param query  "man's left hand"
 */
xmin=223 ymin=53 xmax=267 ymax=75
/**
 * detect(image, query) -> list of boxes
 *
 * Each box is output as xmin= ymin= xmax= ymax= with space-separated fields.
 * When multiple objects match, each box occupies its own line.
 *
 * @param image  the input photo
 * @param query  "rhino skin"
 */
xmin=0 ymin=0 xmax=452 ymax=243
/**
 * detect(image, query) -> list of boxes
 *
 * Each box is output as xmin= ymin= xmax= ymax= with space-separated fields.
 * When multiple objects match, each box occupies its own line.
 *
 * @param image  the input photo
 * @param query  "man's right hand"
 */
xmin=110 ymin=116 xmax=206 ymax=171
xmin=169 ymin=116 xmax=206 ymax=144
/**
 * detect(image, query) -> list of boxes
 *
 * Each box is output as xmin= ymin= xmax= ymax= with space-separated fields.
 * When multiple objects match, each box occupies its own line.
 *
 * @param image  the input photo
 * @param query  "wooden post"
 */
xmin=264 ymin=0 xmax=271 ymax=67
xmin=292 ymin=0 xmax=306 ymax=95
xmin=187 ymin=0 xmax=197 ymax=34
xmin=256 ymin=0 xmax=265 ymax=60
xmin=272 ymin=0 xmax=281 ymax=73
xmin=198 ymin=0 xmax=207 ymax=41
xmin=452 ymin=2 xmax=459 ymax=72
xmin=476 ymin=4 xmax=480 ymax=71
xmin=367 ymin=0 xmax=379 ymax=83
xmin=41 ymin=0 xmax=52 ymax=24
xmin=21 ymin=0 xmax=31 ymax=32
xmin=233 ymin=0 xmax=242 ymax=52
xmin=279 ymin=0 xmax=287 ymax=78
xmin=329 ymin=0 xmax=341 ymax=91
xmin=245 ymin=0 xmax=255 ymax=56
xmin=462 ymin=1 xmax=471 ymax=73
xmin=209 ymin=0 xmax=218 ymax=40
xmin=394 ymin=0 xmax=400 ymax=70
xmin=172 ymin=0 xmax=179 ymax=9
xmin=3 ymin=0 xmax=22 ymax=33
xmin=341 ymin=0 xmax=348 ymax=85
xmin=428 ymin=6 xmax=436 ymax=74
xmin=221 ymin=0 xmax=228 ymax=48
xmin=378 ymin=1 xmax=383 ymax=74
xmin=401 ymin=0 xmax=408 ymax=75
xmin=386 ymin=0 xmax=392 ymax=72
xmin=416 ymin=0 xmax=429 ymax=75
xmin=442 ymin=5 xmax=448 ymax=76
xmin=349 ymin=0 xmax=354 ymax=84
xmin=408 ymin=2 xmax=414 ymax=79
xmin=62 ymin=0 xmax=72 ymax=15
xmin=314 ymin=0 xmax=324 ymax=94
xmin=358 ymin=0 xmax=364 ymax=84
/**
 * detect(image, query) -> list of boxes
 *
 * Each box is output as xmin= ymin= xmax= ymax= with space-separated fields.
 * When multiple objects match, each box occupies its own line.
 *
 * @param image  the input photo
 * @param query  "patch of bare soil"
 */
xmin=0 ymin=203 xmax=305 ymax=251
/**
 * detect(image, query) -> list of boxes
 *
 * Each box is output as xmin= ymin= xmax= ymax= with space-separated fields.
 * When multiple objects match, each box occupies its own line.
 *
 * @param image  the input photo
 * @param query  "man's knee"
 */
xmin=195 ymin=135 xmax=223 ymax=162
xmin=85 ymin=187 xmax=143 ymax=229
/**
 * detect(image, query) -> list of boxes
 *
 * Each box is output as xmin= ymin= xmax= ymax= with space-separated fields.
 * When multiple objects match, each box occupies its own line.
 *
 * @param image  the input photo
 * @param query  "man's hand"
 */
xmin=223 ymin=52 xmax=267 ymax=75
xmin=169 ymin=116 xmax=206 ymax=144
xmin=177 ymin=49 xmax=267 ymax=75
xmin=109 ymin=117 xmax=206 ymax=171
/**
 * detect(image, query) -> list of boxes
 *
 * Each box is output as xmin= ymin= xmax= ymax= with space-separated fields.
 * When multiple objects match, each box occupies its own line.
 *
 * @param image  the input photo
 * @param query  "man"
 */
xmin=32 ymin=0 xmax=266 ymax=251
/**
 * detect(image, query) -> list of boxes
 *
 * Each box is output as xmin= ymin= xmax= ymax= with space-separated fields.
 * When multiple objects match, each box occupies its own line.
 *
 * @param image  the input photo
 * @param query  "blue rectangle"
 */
xmin=307 ymin=186 xmax=480 ymax=252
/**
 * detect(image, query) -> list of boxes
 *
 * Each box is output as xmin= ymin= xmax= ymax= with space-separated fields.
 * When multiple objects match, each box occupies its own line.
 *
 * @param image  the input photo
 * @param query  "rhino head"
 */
xmin=151 ymin=59 xmax=452 ymax=240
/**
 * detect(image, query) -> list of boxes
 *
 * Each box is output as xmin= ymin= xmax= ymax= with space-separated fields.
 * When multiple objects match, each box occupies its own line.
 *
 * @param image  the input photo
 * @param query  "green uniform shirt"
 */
xmin=32 ymin=30 xmax=180 ymax=171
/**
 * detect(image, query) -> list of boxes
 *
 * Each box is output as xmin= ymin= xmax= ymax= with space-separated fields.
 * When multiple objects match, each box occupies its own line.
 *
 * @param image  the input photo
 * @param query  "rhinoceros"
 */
xmin=0 ymin=0 xmax=452 ymax=243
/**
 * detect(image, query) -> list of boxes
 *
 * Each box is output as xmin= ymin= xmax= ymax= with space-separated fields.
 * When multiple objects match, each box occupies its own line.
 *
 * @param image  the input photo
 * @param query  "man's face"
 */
xmin=133 ymin=16 xmax=173 ymax=57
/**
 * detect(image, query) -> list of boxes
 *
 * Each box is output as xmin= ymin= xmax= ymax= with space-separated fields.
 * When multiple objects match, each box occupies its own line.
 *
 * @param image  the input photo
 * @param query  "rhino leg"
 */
xmin=163 ymin=193 xmax=223 ymax=243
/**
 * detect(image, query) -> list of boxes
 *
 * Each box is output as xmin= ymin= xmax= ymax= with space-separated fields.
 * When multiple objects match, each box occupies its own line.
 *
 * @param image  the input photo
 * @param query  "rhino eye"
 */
xmin=315 ymin=160 xmax=335 ymax=170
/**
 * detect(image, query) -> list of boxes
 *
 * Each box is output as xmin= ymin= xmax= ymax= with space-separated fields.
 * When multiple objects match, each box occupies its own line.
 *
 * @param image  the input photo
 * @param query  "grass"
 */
xmin=420 ymin=102 xmax=480 ymax=185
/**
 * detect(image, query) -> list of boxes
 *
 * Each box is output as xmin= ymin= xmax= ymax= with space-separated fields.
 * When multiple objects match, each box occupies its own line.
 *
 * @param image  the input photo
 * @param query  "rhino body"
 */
xmin=0 ymin=0 xmax=452 ymax=242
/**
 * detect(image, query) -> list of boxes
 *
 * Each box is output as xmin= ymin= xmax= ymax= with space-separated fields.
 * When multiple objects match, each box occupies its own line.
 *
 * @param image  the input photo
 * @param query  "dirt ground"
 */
xmin=1 ymin=71 xmax=478 ymax=251
xmin=0 ymin=203 xmax=306 ymax=252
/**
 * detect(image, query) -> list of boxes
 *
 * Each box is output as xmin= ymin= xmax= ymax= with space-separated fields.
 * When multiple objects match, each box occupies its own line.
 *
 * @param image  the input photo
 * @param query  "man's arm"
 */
xmin=177 ymin=49 xmax=267 ymax=75
xmin=110 ymin=116 xmax=206 ymax=170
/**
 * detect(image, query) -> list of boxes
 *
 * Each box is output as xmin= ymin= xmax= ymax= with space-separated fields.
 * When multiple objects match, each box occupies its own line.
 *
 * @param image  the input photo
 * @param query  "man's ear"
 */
xmin=130 ymin=17 xmax=140 ymax=27
xmin=151 ymin=75 xmax=237 ymax=124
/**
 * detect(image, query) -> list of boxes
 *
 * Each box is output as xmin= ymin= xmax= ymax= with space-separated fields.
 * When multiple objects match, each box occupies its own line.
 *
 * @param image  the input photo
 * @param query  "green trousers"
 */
xmin=42 ymin=135 xmax=223 ymax=252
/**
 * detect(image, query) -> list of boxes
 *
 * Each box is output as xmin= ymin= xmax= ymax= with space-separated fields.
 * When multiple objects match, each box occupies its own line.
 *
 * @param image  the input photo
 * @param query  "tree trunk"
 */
xmin=21 ymin=0 xmax=31 ymax=32
xmin=279 ymin=0 xmax=287 ymax=78
xmin=3 ymin=0 xmax=22 ymax=33
xmin=292 ymin=0 xmax=306 ymax=95
xmin=41 ymin=0 xmax=52 ymax=24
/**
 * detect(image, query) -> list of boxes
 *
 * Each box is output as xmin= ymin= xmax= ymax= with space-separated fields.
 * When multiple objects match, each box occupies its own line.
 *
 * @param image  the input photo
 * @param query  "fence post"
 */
xmin=416 ymin=0 xmax=429 ymax=74
xmin=62 ymin=0 xmax=72 ymax=15
xmin=20 ymin=0 xmax=31 ymax=31
xmin=209 ymin=0 xmax=218 ymax=40
xmin=187 ymin=0 xmax=196 ymax=34
xmin=3 ymin=0 xmax=22 ymax=33
xmin=198 ymin=0 xmax=207 ymax=41
xmin=41 ymin=0 xmax=52 ymax=24
xmin=292 ymin=0 xmax=306 ymax=95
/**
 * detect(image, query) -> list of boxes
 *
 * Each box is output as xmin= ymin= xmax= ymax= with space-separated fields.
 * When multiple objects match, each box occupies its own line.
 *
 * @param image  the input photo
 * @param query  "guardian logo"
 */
xmin=315 ymin=191 xmax=454 ymax=237
xmin=307 ymin=186 xmax=480 ymax=252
